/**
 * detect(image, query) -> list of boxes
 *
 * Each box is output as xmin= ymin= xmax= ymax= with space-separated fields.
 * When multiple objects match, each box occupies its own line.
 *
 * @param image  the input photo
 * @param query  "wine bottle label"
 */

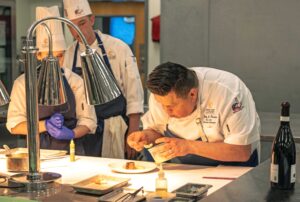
xmin=291 ymin=164 xmax=296 ymax=183
xmin=270 ymin=163 xmax=278 ymax=183
xmin=280 ymin=116 xmax=290 ymax=122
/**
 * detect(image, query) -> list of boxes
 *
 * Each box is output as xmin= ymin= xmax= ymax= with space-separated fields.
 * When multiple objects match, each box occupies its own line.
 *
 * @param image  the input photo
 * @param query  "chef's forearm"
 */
xmin=187 ymin=140 xmax=251 ymax=162
xmin=73 ymin=125 xmax=90 ymax=138
xmin=127 ymin=113 xmax=141 ymax=135
xmin=11 ymin=120 xmax=47 ymax=135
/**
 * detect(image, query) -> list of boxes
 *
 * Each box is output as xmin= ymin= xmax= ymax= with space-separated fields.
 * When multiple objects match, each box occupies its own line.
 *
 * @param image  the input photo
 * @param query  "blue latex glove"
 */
xmin=47 ymin=113 xmax=64 ymax=129
xmin=46 ymin=122 xmax=75 ymax=140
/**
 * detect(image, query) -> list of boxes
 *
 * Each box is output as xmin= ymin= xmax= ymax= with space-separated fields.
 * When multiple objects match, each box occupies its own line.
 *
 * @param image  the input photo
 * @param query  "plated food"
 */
xmin=124 ymin=161 xmax=145 ymax=170
xmin=125 ymin=161 xmax=136 ymax=169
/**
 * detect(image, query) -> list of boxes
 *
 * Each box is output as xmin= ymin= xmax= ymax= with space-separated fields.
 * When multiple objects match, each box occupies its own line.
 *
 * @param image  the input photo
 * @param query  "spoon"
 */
xmin=3 ymin=144 xmax=12 ymax=156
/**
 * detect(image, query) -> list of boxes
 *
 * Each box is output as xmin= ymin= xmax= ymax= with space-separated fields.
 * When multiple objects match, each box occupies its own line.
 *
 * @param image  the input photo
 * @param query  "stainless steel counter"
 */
xmin=201 ymin=153 xmax=300 ymax=202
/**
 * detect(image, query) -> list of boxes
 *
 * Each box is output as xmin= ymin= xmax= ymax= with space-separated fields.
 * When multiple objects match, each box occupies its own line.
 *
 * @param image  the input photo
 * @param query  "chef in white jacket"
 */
xmin=128 ymin=62 xmax=261 ymax=166
xmin=62 ymin=0 xmax=144 ymax=159
xmin=6 ymin=6 xmax=97 ymax=154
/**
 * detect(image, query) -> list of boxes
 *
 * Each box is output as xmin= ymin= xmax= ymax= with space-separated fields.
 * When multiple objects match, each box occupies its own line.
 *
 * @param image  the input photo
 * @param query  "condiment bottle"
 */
xmin=155 ymin=163 xmax=168 ymax=197
xmin=70 ymin=139 xmax=75 ymax=162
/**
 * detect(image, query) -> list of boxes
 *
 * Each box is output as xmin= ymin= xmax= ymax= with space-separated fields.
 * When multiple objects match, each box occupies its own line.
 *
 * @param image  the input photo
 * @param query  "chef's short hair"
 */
xmin=147 ymin=62 xmax=198 ymax=98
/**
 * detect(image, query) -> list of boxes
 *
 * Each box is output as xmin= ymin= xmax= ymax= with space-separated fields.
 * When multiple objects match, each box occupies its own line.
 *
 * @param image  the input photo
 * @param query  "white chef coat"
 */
xmin=6 ymin=68 xmax=97 ymax=133
xmin=63 ymin=30 xmax=144 ymax=116
xmin=142 ymin=67 xmax=261 ymax=154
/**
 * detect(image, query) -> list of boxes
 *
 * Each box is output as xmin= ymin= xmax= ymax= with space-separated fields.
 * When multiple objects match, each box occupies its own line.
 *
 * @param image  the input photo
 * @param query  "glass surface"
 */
xmin=0 ymin=6 xmax=12 ymax=91
xmin=94 ymin=16 xmax=135 ymax=50
xmin=147 ymin=143 xmax=173 ymax=164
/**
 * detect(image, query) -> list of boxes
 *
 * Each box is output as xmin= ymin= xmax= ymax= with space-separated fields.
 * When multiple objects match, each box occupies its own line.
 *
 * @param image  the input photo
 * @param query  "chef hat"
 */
xmin=63 ymin=0 xmax=92 ymax=20
xmin=36 ymin=6 xmax=67 ymax=52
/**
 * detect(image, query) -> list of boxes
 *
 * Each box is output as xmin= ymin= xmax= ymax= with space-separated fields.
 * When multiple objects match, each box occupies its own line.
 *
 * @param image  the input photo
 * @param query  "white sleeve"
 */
xmin=68 ymin=71 xmax=97 ymax=133
xmin=220 ymin=87 xmax=261 ymax=146
xmin=6 ymin=77 xmax=27 ymax=132
xmin=122 ymin=45 xmax=144 ymax=115
xmin=63 ymin=43 xmax=76 ymax=71
xmin=141 ymin=94 xmax=167 ymax=134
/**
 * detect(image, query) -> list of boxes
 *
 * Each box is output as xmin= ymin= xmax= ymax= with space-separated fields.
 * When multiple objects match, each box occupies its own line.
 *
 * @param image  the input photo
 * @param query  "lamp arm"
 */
xmin=19 ymin=16 xmax=116 ymax=187
xmin=26 ymin=16 xmax=91 ymax=52
xmin=37 ymin=23 xmax=53 ymax=57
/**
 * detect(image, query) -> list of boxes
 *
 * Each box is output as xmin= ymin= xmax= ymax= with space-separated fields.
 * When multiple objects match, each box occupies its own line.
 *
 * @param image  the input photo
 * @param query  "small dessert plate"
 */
xmin=108 ymin=161 xmax=157 ymax=174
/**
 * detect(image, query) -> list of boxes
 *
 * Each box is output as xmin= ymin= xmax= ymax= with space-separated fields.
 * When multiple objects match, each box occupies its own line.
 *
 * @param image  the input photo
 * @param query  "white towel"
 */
xmin=101 ymin=116 xmax=128 ymax=159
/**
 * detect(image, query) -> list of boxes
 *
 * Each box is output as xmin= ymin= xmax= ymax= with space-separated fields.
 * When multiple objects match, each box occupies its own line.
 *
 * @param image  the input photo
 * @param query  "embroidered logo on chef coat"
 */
xmin=232 ymin=97 xmax=243 ymax=113
xmin=107 ymin=50 xmax=116 ymax=60
xmin=203 ymin=101 xmax=218 ymax=128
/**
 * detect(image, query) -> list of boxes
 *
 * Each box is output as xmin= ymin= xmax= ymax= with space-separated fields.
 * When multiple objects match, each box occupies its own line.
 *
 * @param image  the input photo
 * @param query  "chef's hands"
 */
xmin=127 ymin=131 xmax=150 ymax=152
xmin=45 ymin=113 xmax=75 ymax=140
xmin=46 ymin=113 xmax=64 ymax=128
xmin=155 ymin=137 xmax=190 ymax=159
xmin=46 ymin=123 xmax=75 ymax=140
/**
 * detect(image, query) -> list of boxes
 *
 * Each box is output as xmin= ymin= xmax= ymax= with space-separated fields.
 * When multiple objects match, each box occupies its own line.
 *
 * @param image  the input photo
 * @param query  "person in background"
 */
xmin=128 ymin=62 xmax=261 ymax=166
xmin=62 ymin=0 xmax=144 ymax=159
xmin=6 ymin=6 xmax=97 ymax=154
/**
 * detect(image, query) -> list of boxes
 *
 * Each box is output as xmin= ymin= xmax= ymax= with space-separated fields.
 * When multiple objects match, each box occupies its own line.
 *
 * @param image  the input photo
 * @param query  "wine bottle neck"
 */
xmin=280 ymin=116 xmax=290 ymax=124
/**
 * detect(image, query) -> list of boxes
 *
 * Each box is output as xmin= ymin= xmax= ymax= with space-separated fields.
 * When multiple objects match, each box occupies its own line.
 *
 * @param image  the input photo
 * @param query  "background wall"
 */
xmin=161 ymin=0 xmax=300 ymax=113
xmin=14 ymin=0 xmax=78 ymax=82
xmin=147 ymin=0 xmax=160 ymax=75
xmin=16 ymin=0 xmax=64 ymax=52
xmin=146 ymin=0 xmax=160 ymax=102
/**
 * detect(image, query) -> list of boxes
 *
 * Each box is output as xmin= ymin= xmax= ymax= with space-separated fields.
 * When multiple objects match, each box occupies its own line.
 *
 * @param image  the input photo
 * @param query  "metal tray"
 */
xmin=72 ymin=175 xmax=130 ymax=195
xmin=172 ymin=183 xmax=212 ymax=199
xmin=168 ymin=197 xmax=194 ymax=202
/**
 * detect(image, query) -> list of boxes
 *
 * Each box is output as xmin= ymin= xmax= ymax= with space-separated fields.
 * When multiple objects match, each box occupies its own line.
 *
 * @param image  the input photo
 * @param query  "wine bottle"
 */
xmin=270 ymin=102 xmax=296 ymax=189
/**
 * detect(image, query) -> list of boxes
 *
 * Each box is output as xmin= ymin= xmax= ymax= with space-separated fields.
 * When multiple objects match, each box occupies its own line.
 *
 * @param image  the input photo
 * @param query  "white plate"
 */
xmin=109 ymin=161 xmax=157 ymax=174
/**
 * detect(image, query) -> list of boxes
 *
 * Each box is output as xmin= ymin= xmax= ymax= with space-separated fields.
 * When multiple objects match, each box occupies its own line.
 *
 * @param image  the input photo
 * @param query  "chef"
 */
xmin=128 ymin=62 xmax=261 ymax=166
xmin=6 ymin=6 xmax=97 ymax=154
xmin=62 ymin=0 xmax=144 ymax=159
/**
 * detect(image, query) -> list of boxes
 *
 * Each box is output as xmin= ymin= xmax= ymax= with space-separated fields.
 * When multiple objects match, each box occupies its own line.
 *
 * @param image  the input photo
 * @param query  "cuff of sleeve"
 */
xmin=77 ymin=119 xmax=97 ymax=134
xmin=6 ymin=117 xmax=27 ymax=133
xmin=126 ymin=101 xmax=144 ymax=116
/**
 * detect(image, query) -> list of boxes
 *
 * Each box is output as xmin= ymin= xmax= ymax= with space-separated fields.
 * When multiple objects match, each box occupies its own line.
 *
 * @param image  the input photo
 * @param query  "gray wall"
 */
xmin=16 ymin=0 xmax=64 ymax=52
xmin=161 ymin=0 xmax=300 ymax=113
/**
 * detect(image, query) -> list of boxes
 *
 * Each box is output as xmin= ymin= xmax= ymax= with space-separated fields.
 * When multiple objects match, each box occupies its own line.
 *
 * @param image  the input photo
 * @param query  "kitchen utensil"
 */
xmin=3 ymin=145 xmax=12 ymax=156
xmin=115 ymin=186 xmax=143 ymax=202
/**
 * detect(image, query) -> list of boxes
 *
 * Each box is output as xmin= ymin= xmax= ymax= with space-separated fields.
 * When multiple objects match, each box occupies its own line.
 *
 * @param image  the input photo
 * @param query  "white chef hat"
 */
xmin=63 ymin=0 xmax=92 ymax=20
xmin=36 ymin=6 xmax=67 ymax=52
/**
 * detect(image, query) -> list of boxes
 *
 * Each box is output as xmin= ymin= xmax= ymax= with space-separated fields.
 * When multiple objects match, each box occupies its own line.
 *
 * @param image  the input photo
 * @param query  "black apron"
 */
xmin=72 ymin=32 xmax=128 ymax=156
xmin=39 ymin=69 xmax=85 ymax=155
xmin=144 ymin=125 xmax=258 ymax=167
